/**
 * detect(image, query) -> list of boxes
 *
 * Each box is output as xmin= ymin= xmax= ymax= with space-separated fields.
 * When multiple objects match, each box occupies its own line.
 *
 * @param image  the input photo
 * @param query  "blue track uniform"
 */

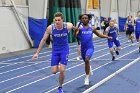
xmin=51 ymin=23 xmax=69 ymax=66
xmin=78 ymin=25 xmax=94 ymax=61
xmin=107 ymin=27 xmax=121 ymax=48
xmin=135 ymin=18 xmax=140 ymax=39
xmin=127 ymin=20 xmax=134 ymax=35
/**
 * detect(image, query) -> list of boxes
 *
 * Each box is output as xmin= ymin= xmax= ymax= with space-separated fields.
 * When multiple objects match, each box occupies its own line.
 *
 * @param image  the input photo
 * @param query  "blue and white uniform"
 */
xmin=126 ymin=20 xmax=134 ymax=35
xmin=51 ymin=23 xmax=69 ymax=66
xmin=127 ymin=20 xmax=134 ymax=31
xmin=107 ymin=26 xmax=121 ymax=48
xmin=135 ymin=18 xmax=140 ymax=39
xmin=78 ymin=25 xmax=94 ymax=61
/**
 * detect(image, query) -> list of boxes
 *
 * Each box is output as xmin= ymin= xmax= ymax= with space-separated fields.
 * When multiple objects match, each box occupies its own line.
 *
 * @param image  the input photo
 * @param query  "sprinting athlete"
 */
xmin=135 ymin=11 xmax=140 ymax=52
xmin=75 ymin=14 xmax=112 ymax=85
xmin=105 ymin=20 xmax=121 ymax=61
xmin=32 ymin=12 xmax=73 ymax=93
xmin=125 ymin=16 xmax=134 ymax=44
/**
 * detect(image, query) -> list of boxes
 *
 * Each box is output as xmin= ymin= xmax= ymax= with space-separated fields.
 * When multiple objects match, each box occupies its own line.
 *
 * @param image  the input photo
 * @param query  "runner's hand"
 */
xmin=32 ymin=53 xmax=39 ymax=60
xmin=108 ymin=36 xmax=112 ymax=40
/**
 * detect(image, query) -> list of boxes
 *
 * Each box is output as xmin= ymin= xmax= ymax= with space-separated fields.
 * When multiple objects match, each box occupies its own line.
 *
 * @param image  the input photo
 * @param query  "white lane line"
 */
xmin=1 ymin=37 xmax=127 ymax=75
xmin=5 ymin=62 xmax=86 ymax=93
xmin=0 ymin=42 xmax=111 ymax=82
xmin=4 ymin=42 xmax=136 ymax=93
xmin=0 ymin=35 xmax=126 ymax=63
xmin=0 ymin=44 xmax=109 ymax=75
xmin=83 ymin=57 xmax=140 ymax=93
xmin=45 ymin=48 xmax=138 ymax=93
xmin=0 ymin=39 xmax=106 ymax=68
xmin=69 ymin=59 xmax=135 ymax=61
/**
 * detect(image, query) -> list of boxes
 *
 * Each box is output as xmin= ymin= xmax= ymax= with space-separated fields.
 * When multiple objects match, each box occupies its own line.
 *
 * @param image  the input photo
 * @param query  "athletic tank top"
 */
xmin=52 ymin=22 xmax=69 ymax=52
xmin=108 ymin=26 xmax=118 ymax=39
xmin=79 ymin=25 xmax=94 ymax=49
xmin=127 ymin=20 xmax=134 ymax=31
xmin=135 ymin=18 xmax=140 ymax=32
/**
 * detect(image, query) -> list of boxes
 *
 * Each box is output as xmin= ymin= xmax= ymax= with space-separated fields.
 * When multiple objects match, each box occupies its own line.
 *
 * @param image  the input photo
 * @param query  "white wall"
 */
xmin=29 ymin=0 xmax=48 ymax=19
xmin=130 ymin=0 xmax=140 ymax=18
xmin=100 ymin=0 xmax=111 ymax=17
xmin=81 ymin=0 xmax=87 ymax=13
xmin=0 ymin=0 xmax=27 ymax=6
xmin=86 ymin=1 xmax=101 ymax=37
xmin=0 ymin=7 xmax=30 ymax=54
xmin=110 ymin=0 xmax=118 ymax=23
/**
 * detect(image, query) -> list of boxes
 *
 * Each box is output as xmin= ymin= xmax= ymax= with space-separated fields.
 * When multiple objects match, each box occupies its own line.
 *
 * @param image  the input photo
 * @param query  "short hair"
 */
xmin=79 ymin=14 xmax=92 ymax=20
xmin=110 ymin=19 xmax=115 ymax=23
xmin=128 ymin=15 xmax=132 ymax=18
xmin=54 ymin=12 xmax=64 ymax=19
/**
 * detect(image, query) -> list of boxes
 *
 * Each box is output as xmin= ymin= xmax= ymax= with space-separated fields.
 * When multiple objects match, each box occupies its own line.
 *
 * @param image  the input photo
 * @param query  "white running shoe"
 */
xmin=76 ymin=57 xmax=80 ymax=60
xmin=84 ymin=77 xmax=89 ymax=85
xmin=131 ymin=43 xmax=135 ymax=46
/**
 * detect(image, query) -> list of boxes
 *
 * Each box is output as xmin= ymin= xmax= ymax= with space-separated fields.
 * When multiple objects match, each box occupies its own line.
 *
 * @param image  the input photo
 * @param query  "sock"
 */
xmin=86 ymin=75 xmax=89 ymax=78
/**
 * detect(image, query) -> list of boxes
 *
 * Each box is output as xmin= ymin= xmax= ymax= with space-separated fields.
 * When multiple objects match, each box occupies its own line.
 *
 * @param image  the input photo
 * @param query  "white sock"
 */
xmin=86 ymin=75 xmax=89 ymax=78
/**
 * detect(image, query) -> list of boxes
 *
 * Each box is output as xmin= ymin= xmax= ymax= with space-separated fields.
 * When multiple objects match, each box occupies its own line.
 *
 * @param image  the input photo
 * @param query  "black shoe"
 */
xmin=115 ymin=51 xmax=119 ymax=55
xmin=112 ymin=56 xmax=115 ymax=61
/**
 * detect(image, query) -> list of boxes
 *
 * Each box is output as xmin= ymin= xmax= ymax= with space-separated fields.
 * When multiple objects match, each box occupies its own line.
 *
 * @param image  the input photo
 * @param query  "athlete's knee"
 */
xmin=109 ymin=48 xmax=113 ymax=52
xmin=59 ymin=64 xmax=66 ymax=73
xmin=59 ymin=68 xmax=65 ymax=73
xmin=52 ymin=70 xmax=58 ymax=74
xmin=51 ymin=66 xmax=59 ymax=74
xmin=116 ymin=47 xmax=121 ymax=50
xmin=85 ymin=56 xmax=90 ymax=63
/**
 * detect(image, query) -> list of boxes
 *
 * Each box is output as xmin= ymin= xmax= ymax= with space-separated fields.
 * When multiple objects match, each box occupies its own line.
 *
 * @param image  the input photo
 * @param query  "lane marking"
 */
xmin=83 ymin=57 xmax=140 ymax=93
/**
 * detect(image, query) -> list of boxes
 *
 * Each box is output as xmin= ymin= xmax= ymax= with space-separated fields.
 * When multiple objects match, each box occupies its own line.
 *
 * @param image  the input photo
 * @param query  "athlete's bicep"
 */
xmin=93 ymin=26 xmax=100 ymax=36
xmin=92 ymin=26 xmax=96 ymax=33
xmin=42 ymin=25 xmax=52 ymax=41
xmin=105 ymin=27 xmax=109 ymax=32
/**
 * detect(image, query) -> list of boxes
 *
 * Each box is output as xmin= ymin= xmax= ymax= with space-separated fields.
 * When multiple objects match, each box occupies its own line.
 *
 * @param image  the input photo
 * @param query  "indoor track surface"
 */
xmin=0 ymin=33 xmax=140 ymax=93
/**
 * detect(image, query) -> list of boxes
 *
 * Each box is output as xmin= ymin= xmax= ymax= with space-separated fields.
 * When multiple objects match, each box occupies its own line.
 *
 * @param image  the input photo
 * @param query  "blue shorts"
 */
xmin=135 ymin=31 xmax=140 ymax=39
xmin=108 ymin=38 xmax=121 ymax=48
xmin=81 ymin=48 xmax=94 ymax=61
xmin=51 ymin=51 xmax=69 ymax=66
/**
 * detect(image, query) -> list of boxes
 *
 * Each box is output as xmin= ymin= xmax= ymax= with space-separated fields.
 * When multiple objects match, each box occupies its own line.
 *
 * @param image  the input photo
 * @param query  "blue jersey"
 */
xmin=52 ymin=23 xmax=69 ymax=52
xmin=79 ymin=25 xmax=94 ymax=49
xmin=108 ymin=27 xmax=118 ymax=39
xmin=135 ymin=18 xmax=140 ymax=32
xmin=127 ymin=20 xmax=134 ymax=31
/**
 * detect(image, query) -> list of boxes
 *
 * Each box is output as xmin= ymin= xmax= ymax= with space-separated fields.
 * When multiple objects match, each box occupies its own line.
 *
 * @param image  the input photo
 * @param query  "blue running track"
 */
xmin=0 ymin=33 xmax=140 ymax=93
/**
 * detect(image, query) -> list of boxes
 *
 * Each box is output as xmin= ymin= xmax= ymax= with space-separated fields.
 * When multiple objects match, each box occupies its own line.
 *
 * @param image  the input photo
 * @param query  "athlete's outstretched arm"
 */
xmin=32 ymin=25 xmax=52 ymax=60
xmin=93 ymin=26 xmax=112 ymax=39
xmin=73 ymin=22 xmax=81 ymax=37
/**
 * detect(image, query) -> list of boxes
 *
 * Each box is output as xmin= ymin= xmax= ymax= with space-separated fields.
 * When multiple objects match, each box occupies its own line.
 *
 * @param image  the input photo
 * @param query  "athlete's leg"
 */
xmin=135 ymin=32 xmax=140 ymax=52
xmin=51 ymin=52 xmax=66 ymax=93
xmin=58 ymin=64 xmax=66 ymax=87
xmin=77 ymin=45 xmax=81 ymax=60
xmin=85 ymin=56 xmax=90 ymax=75
xmin=77 ymin=38 xmax=81 ymax=60
xmin=138 ymin=36 xmax=140 ymax=52
xmin=108 ymin=40 xmax=115 ymax=60
xmin=51 ymin=52 xmax=60 ymax=74
xmin=58 ymin=52 xmax=68 ymax=87
xmin=114 ymin=39 xmax=121 ymax=55
xmin=109 ymin=48 xmax=115 ymax=60
xmin=84 ymin=48 xmax=94 ymax=85
xmin=128 ymin=31 xmax=134 ymax=44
